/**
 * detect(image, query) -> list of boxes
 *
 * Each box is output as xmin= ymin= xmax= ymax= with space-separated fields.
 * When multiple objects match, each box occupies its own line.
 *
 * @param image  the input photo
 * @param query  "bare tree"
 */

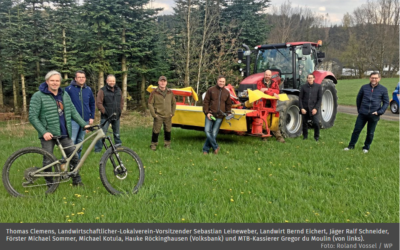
xmin=346 ymin=0 xmax=399 ymax=77
xmin=267 ymin=1 xmax=330 ymax=43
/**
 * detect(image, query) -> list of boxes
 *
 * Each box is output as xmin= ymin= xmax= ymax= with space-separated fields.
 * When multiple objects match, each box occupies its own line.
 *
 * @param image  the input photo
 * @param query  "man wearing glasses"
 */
xmin=344 ymin=72 xmax=389 ymax=153
xmin=65 ymin=71 xmax=96 ymax=159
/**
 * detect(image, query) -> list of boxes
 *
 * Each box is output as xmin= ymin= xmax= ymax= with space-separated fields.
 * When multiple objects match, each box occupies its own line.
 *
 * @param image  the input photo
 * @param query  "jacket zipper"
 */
xmin=217 ymin=87 xmax=222 ymax=116
xmin=368 ymin=85 xmax=374 ymax=114
xmin=80 ymin=87 xmax=84 ymax=119
xmin=51 ymin=93 xmax=67 ymax=136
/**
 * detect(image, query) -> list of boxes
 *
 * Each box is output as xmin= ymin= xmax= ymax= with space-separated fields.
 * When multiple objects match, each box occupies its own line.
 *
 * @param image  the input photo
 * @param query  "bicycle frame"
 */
xmin=30 ymin=127 xmax=108 ymax=178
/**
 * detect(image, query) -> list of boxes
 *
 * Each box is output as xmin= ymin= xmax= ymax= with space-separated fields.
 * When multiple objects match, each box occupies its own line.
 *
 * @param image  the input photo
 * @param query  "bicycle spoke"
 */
xmin=2 ymin=147 xmax=60 ymax=197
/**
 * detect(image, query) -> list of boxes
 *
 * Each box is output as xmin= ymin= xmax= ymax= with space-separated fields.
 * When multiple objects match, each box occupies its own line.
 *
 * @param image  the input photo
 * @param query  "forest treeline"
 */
xmin=0 ymin=0 xmax=398 ymax=113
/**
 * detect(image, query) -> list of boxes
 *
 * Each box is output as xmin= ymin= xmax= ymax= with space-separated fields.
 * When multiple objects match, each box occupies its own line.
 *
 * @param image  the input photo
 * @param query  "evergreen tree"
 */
xmin=0 ymin=0 xmax=14 ymax=108
xmin=222 ymin=0 xmax=271 ymax=46
xmin=80 ymin=0 xmax=117 ymax=90
xmin=48 ymin=0 xmax=79 ymax=84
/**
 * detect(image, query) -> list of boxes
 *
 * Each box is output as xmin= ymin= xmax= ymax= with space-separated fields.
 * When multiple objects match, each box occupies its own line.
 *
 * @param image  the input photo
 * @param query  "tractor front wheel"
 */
xmin=277 ymin=95 xmax=302 ymax=138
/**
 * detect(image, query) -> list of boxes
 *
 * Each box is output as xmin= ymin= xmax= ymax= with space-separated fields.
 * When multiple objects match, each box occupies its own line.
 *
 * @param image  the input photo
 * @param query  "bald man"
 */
xmin=259 ymin=70 xmax=285 ymax=143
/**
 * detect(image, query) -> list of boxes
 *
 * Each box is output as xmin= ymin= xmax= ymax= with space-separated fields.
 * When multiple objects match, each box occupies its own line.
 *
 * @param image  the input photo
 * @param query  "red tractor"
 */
xmin=237 ymin=41 xmax=338 ymax=137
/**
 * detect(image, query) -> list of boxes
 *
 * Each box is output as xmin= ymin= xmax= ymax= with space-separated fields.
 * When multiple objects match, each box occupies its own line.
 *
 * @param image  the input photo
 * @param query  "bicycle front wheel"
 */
xmin=2 ymin=147 xmax=61 ymax=197
xmin=99 ymin=146 xmax=144 ymax=195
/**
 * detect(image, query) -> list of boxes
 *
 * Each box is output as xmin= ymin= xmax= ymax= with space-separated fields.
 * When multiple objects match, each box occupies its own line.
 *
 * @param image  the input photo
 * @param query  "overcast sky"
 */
xmin=148 ymin=0 xmax=370 ymax=25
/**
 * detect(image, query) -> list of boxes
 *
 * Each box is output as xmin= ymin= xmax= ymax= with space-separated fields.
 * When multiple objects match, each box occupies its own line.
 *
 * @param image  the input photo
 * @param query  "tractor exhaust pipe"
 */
xmin=243 ymin=44 xmax=251 ymax=77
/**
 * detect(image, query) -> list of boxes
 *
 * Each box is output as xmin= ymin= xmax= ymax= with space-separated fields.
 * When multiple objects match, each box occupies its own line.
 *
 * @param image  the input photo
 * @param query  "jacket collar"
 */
xmin=156 ymin=87 xmax=170 ymax=93
xmin=105 ymin=83 xmax=119 ymax=92
xmin=39 ymin=82 xmax=63 ymax=96
xmin=71 ymin=80 xmax=87 ymax=88
xmin=369 ymin=82 xmax=379 ymax=88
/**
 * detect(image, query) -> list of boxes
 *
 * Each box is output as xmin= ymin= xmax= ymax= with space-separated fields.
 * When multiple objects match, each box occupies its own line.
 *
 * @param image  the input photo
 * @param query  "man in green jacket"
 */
xmin=148 ymin=76 xmax=176 ymax=151
xmin=29 ymin=70 xmax=88 ymax=187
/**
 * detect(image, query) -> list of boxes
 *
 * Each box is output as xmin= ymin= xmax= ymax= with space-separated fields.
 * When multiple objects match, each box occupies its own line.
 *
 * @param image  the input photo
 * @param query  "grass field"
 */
xmin=0 ymin=111 xmax=398 ymax=223
xmin=336 ymin=77 xmax=399 ymax=106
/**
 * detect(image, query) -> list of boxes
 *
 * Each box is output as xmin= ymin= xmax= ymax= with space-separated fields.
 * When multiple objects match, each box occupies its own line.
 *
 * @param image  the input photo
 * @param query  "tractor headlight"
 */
xmin=238 ymin=90 xmax=248 ymax=98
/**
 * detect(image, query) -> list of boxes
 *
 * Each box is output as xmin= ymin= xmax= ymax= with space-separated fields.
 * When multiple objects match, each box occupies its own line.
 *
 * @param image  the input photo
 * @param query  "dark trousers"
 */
xmin=301 ymin=112 xmax=320 ymax=139
xmin=95 ymin=118 xmax=121 ymax=152
xmin=151 ymin=116 xmax=172 ymax=143
xmin=40 ymin=137 xmax=81 ymax=183
xmin=348 ymin=113 xmax=379 ymax=150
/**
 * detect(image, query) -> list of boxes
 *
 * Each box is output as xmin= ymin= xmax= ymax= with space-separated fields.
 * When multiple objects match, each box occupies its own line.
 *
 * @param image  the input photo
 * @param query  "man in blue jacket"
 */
xmin=344 ymin=72 xmax=389 ymax=153
xmin=65 ymin=71 xmax=95 ymax=158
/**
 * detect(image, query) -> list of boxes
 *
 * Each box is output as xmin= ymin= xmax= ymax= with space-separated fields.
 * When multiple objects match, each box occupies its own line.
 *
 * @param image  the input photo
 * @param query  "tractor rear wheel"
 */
xmin=318 ymin=79 xmax=338 ymax=128
xmin=277 ymin=95 xmax=302 ymax=138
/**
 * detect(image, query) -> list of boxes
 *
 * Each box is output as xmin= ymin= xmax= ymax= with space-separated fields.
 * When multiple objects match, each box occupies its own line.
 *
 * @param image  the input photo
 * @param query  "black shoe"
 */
xmin=72 ymin=181 xmax=84 ymax=187
xmin=314 ymin=137 xmax=319 ymax=141
xmin=303 ymin=137 xmax=308 ymax=140
xmin=114 ymin=143 xmax=122 ymax=147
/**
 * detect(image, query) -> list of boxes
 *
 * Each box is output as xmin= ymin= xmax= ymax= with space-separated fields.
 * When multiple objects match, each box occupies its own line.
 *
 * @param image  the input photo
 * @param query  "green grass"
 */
xmin=336 ymin=77 xmax=399 ymax=106
xmin=0 ymin=112 xmax=398 ymax=223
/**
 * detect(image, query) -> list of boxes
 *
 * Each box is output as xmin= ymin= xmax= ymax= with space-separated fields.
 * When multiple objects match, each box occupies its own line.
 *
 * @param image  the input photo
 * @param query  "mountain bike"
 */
xmin=2 ymin=114 xmax=144 ymax=197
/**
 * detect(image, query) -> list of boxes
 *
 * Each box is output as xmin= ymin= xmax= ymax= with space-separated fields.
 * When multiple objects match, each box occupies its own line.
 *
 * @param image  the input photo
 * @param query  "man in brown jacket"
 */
xmin=202 ymin=75 xmax=232 ymax=155
xmin=148 ymin=76 xmax=176 ymax=150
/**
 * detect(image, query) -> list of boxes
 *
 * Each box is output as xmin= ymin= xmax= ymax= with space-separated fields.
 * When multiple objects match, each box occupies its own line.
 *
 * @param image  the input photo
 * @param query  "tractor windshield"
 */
xmin=255 ymin=47 xmax=292 ymax=74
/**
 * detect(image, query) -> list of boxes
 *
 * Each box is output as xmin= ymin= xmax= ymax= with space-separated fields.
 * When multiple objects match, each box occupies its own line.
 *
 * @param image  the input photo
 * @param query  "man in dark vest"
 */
xmin=94 ymin=74 xmax=124 ymax=153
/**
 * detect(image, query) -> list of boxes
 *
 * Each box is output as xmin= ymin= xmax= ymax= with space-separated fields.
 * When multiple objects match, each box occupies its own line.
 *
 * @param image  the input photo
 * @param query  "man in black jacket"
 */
xmin=299 ymin=74 xmax=322 ymax=141
xmin=344 ymin=72 xmax=389 ymax=153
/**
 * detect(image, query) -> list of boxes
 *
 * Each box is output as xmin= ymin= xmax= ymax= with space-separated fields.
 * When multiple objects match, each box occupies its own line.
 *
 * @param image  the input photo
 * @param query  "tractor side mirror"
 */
xmin=317 ymin=52 xmax=325 ymax=59
xmin=237 ymin=49 xmax=244 ymax=61
xmin=302 ymin=43 xmax=311 ymax=55
xmin=317 ymin=52 xmax=325 ymax=63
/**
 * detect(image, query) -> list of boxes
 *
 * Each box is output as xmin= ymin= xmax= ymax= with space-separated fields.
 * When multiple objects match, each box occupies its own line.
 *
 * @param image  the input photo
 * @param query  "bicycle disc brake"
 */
xmin=114 ymin=165 xmax=127 ymax=180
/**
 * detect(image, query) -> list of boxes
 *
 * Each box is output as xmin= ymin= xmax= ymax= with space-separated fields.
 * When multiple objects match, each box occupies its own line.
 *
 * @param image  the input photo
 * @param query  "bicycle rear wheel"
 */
xmin=2 ymin=147 xmax=61 ymax=197
xmin=99 ymin=146 xmax=144 ymax=195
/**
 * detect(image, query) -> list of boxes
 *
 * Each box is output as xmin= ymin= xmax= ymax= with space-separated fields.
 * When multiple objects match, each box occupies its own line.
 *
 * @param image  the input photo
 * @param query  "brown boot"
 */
xmin=150 ymin=142 xmax=158 ymax=151
xmin=272 ymin=130 xmax=286 ymax=143
xmin=164 ymin=140 xmax=171 ymax=149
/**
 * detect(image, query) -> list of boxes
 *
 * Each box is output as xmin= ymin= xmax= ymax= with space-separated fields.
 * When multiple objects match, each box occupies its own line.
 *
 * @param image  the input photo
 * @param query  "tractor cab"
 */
xmin=238 ymin=41 xmax=326 ymax=101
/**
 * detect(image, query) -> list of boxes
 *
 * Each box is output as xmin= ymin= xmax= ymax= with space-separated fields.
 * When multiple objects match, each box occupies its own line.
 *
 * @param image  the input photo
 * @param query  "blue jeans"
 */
xmin=71 ymin=120 xmax=88 ymax=158
xmin=348 ymin=113 xmax=380 ymax=150
xmin=94 ymin=118 xmax=122 ymax=152
xmin=203 ymin=117 xmax=222 ymax=152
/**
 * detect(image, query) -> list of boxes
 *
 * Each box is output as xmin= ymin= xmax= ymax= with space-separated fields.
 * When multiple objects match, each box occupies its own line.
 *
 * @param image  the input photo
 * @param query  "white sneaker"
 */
xmin=344 ymin=147 xmax=351 ymax=151
xmin=363 ymin=149 xmax=368 ymax=153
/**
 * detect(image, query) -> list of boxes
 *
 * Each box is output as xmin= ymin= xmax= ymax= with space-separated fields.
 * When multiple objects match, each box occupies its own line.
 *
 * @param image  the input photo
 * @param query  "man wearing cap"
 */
xmin=148 ymin=76 xmax=176 ymax=151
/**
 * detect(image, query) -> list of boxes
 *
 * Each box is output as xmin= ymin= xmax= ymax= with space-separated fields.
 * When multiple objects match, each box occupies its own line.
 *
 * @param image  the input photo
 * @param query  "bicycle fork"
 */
xmin=102 ymin=137 xmax=127 ymax=180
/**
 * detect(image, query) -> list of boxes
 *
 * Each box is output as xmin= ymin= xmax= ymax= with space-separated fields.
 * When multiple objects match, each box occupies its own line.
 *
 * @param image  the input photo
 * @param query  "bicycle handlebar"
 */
xmin=85 ymin=113 xmax=117 ymax=132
